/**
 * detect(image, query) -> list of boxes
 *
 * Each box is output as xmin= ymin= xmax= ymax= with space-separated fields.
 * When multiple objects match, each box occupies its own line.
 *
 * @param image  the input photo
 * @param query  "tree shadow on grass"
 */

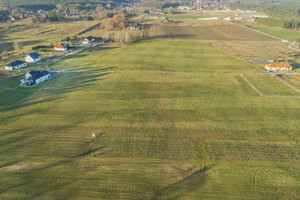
xmin=0 ymin=40 xmax=43 ymax=54
xmin=152 ymin=167 xmax=211 ymax=200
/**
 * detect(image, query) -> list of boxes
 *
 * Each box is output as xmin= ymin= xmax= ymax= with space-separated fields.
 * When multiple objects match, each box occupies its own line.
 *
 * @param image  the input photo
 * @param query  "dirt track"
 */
xmin=142 ymin=23 xmax=278 ymax=41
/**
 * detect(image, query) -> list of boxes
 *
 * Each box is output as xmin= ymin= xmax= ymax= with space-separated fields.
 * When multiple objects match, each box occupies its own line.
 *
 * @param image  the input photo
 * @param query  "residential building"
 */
xmin=5 ymin=60 xmax=27 ymax=70
xmin=54 ymin=43 xmax=67 ymax=51
xmin=265 ymin=63 xmax=293 ymax=71
xmin=26 ymin=52 xmax=41 ymax=63
xmin=21 ymin=70 xmax=51 ymax=86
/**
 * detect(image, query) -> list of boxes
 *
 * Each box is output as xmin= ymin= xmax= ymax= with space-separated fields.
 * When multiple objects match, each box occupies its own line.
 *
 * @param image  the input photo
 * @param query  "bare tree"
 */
xmin=14 ymin=41 xmax=23 ymax=52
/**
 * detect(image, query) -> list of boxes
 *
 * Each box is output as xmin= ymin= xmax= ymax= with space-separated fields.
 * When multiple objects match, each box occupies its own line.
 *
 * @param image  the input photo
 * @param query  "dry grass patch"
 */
xmin=213 ymin=40 xmax=294 ymax=61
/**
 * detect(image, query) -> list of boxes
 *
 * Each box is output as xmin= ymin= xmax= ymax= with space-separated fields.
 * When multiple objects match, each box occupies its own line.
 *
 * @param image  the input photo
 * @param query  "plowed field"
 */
xmin=142 ymin=23 xmax=278 ymax=41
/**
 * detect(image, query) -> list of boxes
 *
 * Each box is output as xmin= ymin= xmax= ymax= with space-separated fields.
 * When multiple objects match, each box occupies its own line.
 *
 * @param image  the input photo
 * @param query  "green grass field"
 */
xmin=146 ymin=15 xmax=207 ymax=19
xmin=0 ymin=39 xmax=299 ymax=199
xmin=246 ymin=23 xmax=300 ymax=41
xmin=244 ymin=74 xmax=300 ymax=96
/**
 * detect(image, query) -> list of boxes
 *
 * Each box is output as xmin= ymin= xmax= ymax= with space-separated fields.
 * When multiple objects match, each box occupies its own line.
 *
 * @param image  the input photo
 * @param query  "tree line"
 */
xmin=230 ymin=4 xmax=300 ymax=19
xmin=255 ymin=17 xmax=300 ymax=30
xmin=0 ymin=0 xmax=130 ymax=8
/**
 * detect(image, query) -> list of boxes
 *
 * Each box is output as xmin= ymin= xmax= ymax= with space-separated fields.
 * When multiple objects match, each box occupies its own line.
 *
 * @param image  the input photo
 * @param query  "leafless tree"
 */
xmin=14 ymin=41 xmax=23 ymax=52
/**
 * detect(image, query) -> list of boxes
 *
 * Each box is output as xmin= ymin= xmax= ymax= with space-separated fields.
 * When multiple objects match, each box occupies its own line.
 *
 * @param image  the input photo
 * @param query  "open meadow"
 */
xmin=0 ymin=18 xmax=300 ymax=199
xmin=244 ymin=23 xmax=300 ymax=41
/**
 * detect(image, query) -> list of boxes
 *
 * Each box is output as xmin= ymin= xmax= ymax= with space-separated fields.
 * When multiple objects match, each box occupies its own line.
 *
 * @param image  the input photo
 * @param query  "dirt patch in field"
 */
xmin=142 ymin=22 xmax=278 ymax=41
xmin=163 ymin=164 xmax=197 ymax=176
xmin=0 ymin=162 xmax=29 ymax=172
xmin=213 ymin=40 xmax=295 ymax=61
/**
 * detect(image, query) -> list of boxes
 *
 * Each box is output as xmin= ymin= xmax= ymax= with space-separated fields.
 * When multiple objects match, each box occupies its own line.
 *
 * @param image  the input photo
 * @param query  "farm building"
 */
xmin=265 ymin=63 xmax=293 ymax=71
xmin=26 ymin=52 xmax=41 ymax=63
xmin=83 ymin=36 xmax=95 ymax=46
xmin=5 ymin=60 xmax=27 ymax=70
xmin=21 ymin=70 xmax=50 ymax=86
xmin=54 ymin=43 xmax=67 ymax=51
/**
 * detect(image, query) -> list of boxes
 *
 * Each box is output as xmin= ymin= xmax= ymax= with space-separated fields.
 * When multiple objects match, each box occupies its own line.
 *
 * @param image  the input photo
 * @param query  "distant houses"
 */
xmin=83 ymin=38 xmax=91 ymax=46
xmin=4 ymin=52 xmax=41 ymax=70
xmin=21 ymin=70 xmax=50 ymax=86
xmin=83 ymin=36 xmax=96 ymax=46
xmin=26 ymin=52 xmax=41 ymax=63
xmin=5 ymin=60 xmax=27 ymax=70
xmin=265 ymin=63 xmax=293 ymax=71
xmin=224 ymin=17 xmax=234 ymax=21
xmin=54 ymin=43 xmax=67 ymax=51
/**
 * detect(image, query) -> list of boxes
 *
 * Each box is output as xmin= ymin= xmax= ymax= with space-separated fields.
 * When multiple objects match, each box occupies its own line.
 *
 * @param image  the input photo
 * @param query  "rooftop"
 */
xmin=55 ymin=43 xmax=67 ymax=49
xmin=28 ymin=70 xmax=49 ymax=80
xmin=266 ymin=63 xmax=292 ymax=69
xmin=28 ymin=52 xmax=41 ymax=59
xmin=6 ymin=60 xmax=26 ymax=67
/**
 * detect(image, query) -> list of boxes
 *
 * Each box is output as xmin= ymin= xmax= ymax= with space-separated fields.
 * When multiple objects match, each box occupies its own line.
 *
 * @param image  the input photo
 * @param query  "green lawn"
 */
xmin=0 ymin=39 xmax=299 ymax=199
xmin=146 ymin=15 xmax=207 ymax=19
xmin=245 ymin=74 xmax=300 ymax=96
xmin=246 ymin=24 xmax=300 ymax=41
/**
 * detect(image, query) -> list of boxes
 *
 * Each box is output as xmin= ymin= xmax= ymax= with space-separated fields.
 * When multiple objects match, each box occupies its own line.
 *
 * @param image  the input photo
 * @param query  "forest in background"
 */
xmin=230 ymin=4 xmax=300 ymax=19
xmin=255 ymin=17 xmax=300 ymax=31
xmin=0 ymin=0 xmax=130 ymax=8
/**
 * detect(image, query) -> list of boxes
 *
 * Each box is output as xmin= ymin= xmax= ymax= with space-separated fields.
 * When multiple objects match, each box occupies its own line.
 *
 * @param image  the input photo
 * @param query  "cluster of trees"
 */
xmin=0 ymin=0 xmax=130 ymax=8
xmin=101 ymin=13 xmax=126 ymax=30
xmin=100 ymin=13 xmax=139 ymax=44
xmin=138 ymin=0 xmax=192 ymax=10
xmin=230 ymin=3 xmax=300 ymax=19
xmin=234 ymin=0 xmax=300 ymax=4
xmin=31 ymin=10 xmax=59 ymax=22
xmin=114 ymin=30 xmax=138 ymax=44
xmin=255 ymin=17 xmax=300 ymax=30
xmin=0 ymin=9 xmax=9 ymax=21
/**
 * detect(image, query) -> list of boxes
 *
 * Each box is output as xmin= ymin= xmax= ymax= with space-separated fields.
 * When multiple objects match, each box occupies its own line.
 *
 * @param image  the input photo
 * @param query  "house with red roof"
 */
xmin=54 ymin=43 xmax=67 ymax=51
xmin=265 ymin=63 xmax=292 ymax=71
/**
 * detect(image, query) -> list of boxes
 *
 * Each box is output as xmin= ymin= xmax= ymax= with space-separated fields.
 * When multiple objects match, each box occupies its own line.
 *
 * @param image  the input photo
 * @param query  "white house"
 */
xmin=26 ymin=52 xmax=41 ymax=63
xmin=265 ymin=63 xmax=293 ymax=71
xmin=54 ymin=43 xmax=67 ymax=51
xmin=21 ymin=70 xmax=50 ymax=86
xmin=82 ymin=38 xmax=91 ymax=46
xmin=83 ymin=36 xmax=96 ymax=46
xmin=5 ymin=60 xmax=27 ymax=70
xmin=224 ymin=17 xmax=234 ymax=20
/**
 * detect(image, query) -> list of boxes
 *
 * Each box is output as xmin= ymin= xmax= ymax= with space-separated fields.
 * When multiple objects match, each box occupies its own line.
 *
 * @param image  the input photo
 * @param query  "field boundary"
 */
xmin=241 ymin=74 xmax=263 ymax=96
xmin=276 ymin=76 xmax=300 ymax=93
xmin=241 ymin=74 xmax=300 ymax=98
xmin=236 ymin=23 xmax=281 ymax=41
